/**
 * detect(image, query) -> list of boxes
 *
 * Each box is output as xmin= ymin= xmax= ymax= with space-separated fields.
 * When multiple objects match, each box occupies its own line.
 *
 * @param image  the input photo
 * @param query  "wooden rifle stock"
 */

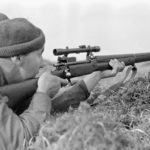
xmin=0 ymin=79 xmax=38 ymax=109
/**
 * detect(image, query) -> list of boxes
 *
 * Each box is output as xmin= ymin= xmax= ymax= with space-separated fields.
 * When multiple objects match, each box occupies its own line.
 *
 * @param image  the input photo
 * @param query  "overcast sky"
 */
xmin=0 ymin=0 xmax=150 ymax=61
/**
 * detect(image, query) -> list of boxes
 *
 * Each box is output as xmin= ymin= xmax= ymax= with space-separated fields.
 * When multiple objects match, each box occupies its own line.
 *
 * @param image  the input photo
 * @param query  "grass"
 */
xmin=26 ymin=71 xmax=150 ymax=150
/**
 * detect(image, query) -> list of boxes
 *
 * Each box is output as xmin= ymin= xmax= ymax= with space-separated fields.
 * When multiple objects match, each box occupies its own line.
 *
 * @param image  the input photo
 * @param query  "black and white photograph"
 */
xmin=0 ymin=0 xmax=150 ymax=149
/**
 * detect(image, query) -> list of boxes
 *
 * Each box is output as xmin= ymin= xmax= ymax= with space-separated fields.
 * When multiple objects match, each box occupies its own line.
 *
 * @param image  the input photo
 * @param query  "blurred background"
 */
xmin=0 ymin=0 xmax=150 ymax=62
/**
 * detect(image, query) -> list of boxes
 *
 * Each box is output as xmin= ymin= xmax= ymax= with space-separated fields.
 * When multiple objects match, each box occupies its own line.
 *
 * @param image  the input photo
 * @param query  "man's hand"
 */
xmin=101 ymin=59 xmax=125 ymax=78
xmin=37 ymin=71 xmax=68 ymax=98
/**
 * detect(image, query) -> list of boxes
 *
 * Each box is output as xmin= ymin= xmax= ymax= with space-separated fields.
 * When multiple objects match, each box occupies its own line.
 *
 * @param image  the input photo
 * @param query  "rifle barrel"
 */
xmin=95 ymin=52 xmax=150 ymax=63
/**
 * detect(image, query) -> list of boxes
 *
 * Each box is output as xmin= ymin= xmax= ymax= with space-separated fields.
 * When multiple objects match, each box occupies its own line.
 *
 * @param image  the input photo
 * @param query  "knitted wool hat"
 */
xmin=0 ymin=17 xmax=45 ymax=57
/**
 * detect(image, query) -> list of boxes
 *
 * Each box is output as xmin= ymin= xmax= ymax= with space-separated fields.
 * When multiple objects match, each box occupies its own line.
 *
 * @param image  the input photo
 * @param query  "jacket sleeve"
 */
xmin=0 ymin=92 xmax=51 ymax=149
xmin=51 ymin=80 xmax=90 ymax=113
xmin=19 ymin=92 xmax=51 ymax=140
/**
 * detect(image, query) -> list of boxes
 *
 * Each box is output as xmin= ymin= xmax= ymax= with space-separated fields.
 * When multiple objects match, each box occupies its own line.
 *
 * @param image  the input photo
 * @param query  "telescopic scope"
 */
xmin=53 ymin=45 xmax=100 ymax=56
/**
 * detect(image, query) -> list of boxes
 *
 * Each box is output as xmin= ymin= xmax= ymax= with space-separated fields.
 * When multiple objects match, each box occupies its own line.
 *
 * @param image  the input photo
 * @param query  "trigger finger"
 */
xmin=59 ymin=78 xmax=69 ymax=86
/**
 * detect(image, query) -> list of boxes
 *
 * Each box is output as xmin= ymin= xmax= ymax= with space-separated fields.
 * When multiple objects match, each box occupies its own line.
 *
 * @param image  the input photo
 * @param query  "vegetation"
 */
xmin=27 ymin=72 xmax=150 ymax=150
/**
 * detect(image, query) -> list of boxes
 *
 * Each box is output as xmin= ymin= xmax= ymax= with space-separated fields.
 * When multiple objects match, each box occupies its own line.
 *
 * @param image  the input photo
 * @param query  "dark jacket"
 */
xmin=51 ymin=80 xmax=90 ymax=113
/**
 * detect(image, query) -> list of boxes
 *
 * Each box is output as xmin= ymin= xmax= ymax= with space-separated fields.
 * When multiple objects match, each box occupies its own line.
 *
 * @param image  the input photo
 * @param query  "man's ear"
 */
xmin=11 ymin=56 xmax=23 ymax=66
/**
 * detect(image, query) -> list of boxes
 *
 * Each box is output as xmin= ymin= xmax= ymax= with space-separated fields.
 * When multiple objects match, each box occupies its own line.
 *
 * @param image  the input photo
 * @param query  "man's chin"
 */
xmin=19 ymin=69 xmax=38 ymax=81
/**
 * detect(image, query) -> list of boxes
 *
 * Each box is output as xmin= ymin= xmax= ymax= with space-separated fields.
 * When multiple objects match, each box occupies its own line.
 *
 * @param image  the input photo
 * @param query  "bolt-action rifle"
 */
xmin=0 ymin=45 xmax=150 ymax=113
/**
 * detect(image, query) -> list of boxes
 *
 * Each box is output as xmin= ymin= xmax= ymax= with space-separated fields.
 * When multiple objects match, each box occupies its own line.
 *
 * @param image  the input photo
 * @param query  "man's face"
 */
xmin=19 ymin=48 xmax=44 ymax=80
xmin=0 ymin=48 xmax=44 ymax=84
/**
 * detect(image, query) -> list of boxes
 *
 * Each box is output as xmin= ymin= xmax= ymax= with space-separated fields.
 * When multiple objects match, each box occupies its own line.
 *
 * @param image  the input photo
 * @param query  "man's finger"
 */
xmin=59 ymin=78 xmax=68 ymax=86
